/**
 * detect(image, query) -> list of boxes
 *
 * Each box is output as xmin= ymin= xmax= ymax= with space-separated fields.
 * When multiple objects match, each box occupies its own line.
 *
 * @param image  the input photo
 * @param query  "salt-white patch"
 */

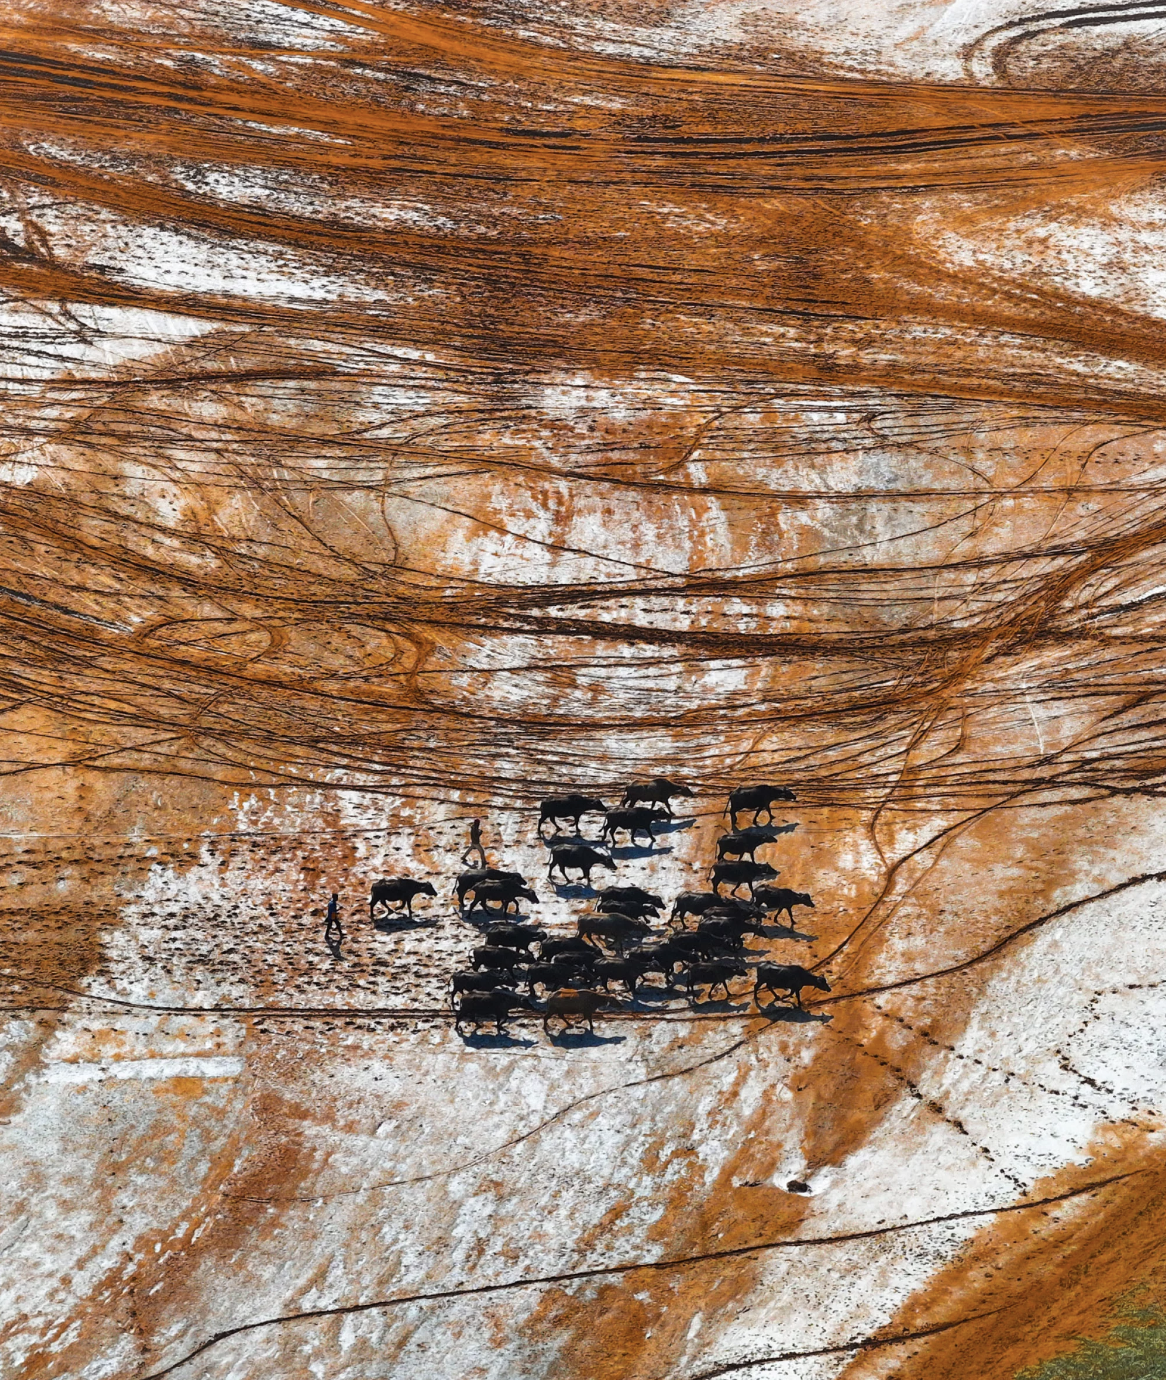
xmin=36 ymin=1055 xmax=244 ymax=1084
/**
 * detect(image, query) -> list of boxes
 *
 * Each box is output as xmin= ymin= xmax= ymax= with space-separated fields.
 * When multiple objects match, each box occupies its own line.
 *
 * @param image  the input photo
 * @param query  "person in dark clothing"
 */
xmin=461 ymin=818 xmax=487 ymax=868
xmin=324 ymin=891 xmax=343 ymax=958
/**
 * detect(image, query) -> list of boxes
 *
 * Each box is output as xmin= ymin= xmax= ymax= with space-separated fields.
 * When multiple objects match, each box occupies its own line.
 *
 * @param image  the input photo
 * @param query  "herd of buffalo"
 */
xmin=368 ymin=778 xmax=830 ymax=1037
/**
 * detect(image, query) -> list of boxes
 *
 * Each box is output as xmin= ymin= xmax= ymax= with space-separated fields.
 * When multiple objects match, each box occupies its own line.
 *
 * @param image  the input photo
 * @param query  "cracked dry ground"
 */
xmin=7 ymin=2 xmax=1166 ymax=1378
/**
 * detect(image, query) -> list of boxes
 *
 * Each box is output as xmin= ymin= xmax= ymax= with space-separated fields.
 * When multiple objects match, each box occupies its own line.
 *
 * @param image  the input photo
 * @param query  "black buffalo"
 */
xmin=669 ymin=891 xmax=724 ymax=927
xmin=754 ymin=963 xmax=830 ymax=1008
xmin=635 ymin=942 xmax=687 ymax=987
xmin=753 ymin=887 xmax=815 ymax=924
xmin=466 ymin=881 xmax=539 ymax=918
xmin=370 ymin=878 xmax=437 ymax=919
xmin=596 ymin=885 xmax=664 ymax=918
xmin=450 ymin=970 xmax=517 ymax=996
xmin=470 ymin=945 xmax=524 ymax=971
xmin=577 ymin=912 xmax=652 ymax=950
xmin=668 ymin=931 xmax=741 ymax=962
xmin=455 ymin=868 xmax=527 ymax=910
xmin=710 ymin=860 xmax=778 ymax=898
xmin=483 ymin=923 xmax=547 ymax=954
xmin=593 ymin=957 xmax=646 ymax=996
xmin=727 ymin=784 xmax=797 ymax=829
xmin=620 ymin=778 xmax=693 ymax=815
xmin=548 ymin=844 xmax=616 ymax=885
xmin=543 ymin=987 xmax=614 ymax=1035
xmin=686 ymin=959 xmax=749 ymax=1001
xmin=715 ymin=823 xmax=797 ymax=861
xmin=601 ymin=807 xmax=668 ymax=848
xmin=538 ymin=794 xmax=607 ymax=836
xmin=539 ymin=936 xmax=599 ymax=964
xmin=454 ymin=990 xmax=536 ymax=1035
xmin=524 ymin=961 xmax=589 ymax=994
xmin=695 ymin=916 xmax=748 ymax=948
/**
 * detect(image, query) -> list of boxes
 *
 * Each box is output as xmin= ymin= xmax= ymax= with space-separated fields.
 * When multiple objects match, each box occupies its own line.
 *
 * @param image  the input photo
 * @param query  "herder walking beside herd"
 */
xmin=360 ymin=779 xmax=831 ymax=1040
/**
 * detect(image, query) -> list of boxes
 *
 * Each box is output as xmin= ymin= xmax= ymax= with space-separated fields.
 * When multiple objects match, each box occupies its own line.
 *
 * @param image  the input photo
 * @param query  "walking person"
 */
xmin=324 ymin=891 xmax=344 ymax=959
xmin=461 ymin=817 xmax=487 ymax=869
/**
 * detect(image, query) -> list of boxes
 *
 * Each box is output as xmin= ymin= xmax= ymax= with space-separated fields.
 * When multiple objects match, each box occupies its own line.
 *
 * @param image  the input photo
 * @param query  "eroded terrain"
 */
xmin=4 ymin=1 xmax=1166 ymax=1378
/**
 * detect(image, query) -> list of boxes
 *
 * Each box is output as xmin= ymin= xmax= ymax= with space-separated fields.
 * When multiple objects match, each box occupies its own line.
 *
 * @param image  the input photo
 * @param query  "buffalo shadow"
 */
xmin=757 ymin=1002 xmax=833 ymax=1024
xmin=373 ymin=914 xmax=442 ymax=934
xmin=654 ymin=815 xmax=696 ymax=834
xmin=608 ymin=843 xmax=673 ymax=861
xmin=457 ymin=1029 xmax=540 ymax=1049
xmin=545 ymin=1028 xmax=627 ymax=1048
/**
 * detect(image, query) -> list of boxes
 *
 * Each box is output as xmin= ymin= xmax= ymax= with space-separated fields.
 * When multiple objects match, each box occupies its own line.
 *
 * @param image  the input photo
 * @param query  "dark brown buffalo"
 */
xmin=595 ymin=885 xmax=664 ymax=919
xmin=715 ymin=823 xmax=797 ymax=861
xmin=369 ymin=877 xmax=437 ymax=919
xmin=450 ymin=970 xmax=517 ymax=996
xmin=754 ymin=963 xmax=830 ymax=1008
xmin=577 ymin=912 xmax=652 ymax=950
xmin=524 ymin=961 xmax=589 ymax=994
xmin=753 ymin=888 xmax=815 ymax=924
xmin=543 ymin=987 xmax=614 ymax=1035
xmin=538 ymin=794 xmax=607 ymax=836
xmin=727 ymin=784 xmax=796 ymax=830
xmin=593 ymin=957 xmax=645 ymax=996
xmin=455 ymin=868 xmax=527 ymax=910
xmin=467 ymin=881 xmax=539 ymax=917
xmin=470 ymin=945 xmax=524 ymax=971
xmin=686 ymin=959 xmax=749 ymax=1001
xmin=484 ymin=924 xmax=547 ymax=953
xmin=539 ymin=936 xmax=599 ymax=965
xmin=710 ymin=860 xmax=778 ymax=898
xmin=620 ymin=779 xmax=693 ymax=815
xmin=547 ymin=844 xmax=615 ymax=885
xmin=454 ymin=990 xmax=536 ymax=1035
xmin=601 ymin=806 xmax=668 ymax=847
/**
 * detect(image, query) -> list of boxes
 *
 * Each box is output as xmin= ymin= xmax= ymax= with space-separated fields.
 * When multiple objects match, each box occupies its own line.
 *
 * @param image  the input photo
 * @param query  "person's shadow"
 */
xmin=325 ymin=923 xmax=344 ymax=960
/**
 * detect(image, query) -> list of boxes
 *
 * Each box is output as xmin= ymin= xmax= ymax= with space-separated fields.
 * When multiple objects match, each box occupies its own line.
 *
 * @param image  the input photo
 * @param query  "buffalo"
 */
xmin=548 ymin=844 xmax=616 ymax=885
xmin=668 ymin=931 xmax=741 ymax=962
xmin=543 ymin=987 xmax=614 ymax=1035
xmin=524 ymin=961 xmax=589 ymax=994
xmin=450 ymin=970 xmax=517 ymax=996
xmin=538 ymin=794 xmax=607 ymax=836
xmin=710 ymin=860 xmax=778 ymax=898
xmin=454 ymin=990 xmax=536 ymax=1035
xmin=596 ymin=885 xmax=664 ymax=919
xmin=670 ymin=890 xmax=733 ymax=928
xmin=695 ymin=916 xmax=748 ymax=948
xmin=455 ymin=868 xmax=526 ymax=910
xmin=754 ymin=963 xmax=830 ymax=1008
xmin=601 ymin=806 xmax=669 ymax=848
xmin=620 ymin=778 xmax=693 ymax=815
xmin=687 ymin=959 xmax=749 ymax=1001
xmin=578 ymin=912 xmax=652 ymax=950
xmin=753 ymin=887 xmax=815 ymax=924
xmin=715 ymin=823 xmax=797 ymax=862
xmin=635 ymin=942 xmax=688 ymax=987
xmin=370 ymin=877 xmax=437 ymax=919
xmin=539 ymin=936 xmax=599 ymax=964
xmin=466 ymin=881 xmax=539 ymax=918
xmin=483 ymin=923 xmax=546 ymax=954
xmin=593 ymin=957 xmax=646 ymax=996
xmin=727 ymin=784 xmax=796 ymax=829
xmin=470 ymin=945 xmax=524 ymax=972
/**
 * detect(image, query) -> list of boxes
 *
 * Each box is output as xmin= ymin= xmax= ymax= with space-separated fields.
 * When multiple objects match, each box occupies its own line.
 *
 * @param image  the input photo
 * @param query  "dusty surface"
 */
xmin=3 ymin=2 xmax=1166 ymax=1378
